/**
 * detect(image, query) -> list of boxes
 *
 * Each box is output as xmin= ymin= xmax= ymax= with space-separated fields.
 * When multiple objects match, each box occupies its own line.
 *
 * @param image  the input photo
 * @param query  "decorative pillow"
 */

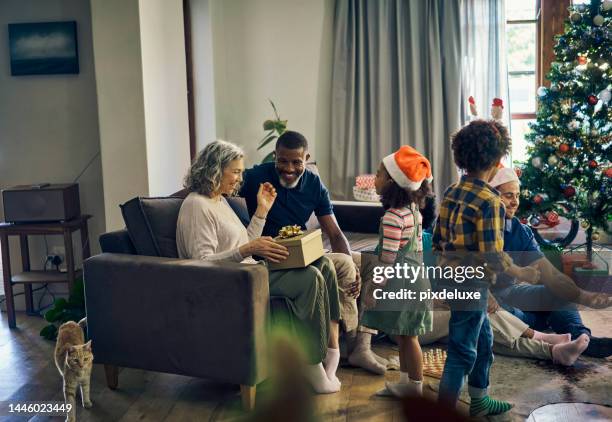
xmin=120 ymin=197 xmax=184 ymax=258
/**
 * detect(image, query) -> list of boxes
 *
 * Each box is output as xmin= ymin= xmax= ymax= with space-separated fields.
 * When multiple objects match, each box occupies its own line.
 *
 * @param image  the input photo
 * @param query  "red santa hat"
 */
xmin=382 ymin=146 xmax=433 ymax=191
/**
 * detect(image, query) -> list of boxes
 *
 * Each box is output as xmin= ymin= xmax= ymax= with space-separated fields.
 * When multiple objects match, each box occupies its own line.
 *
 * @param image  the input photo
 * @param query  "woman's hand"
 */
xmin=254 ymin=183 xmax=277 ymax=218
xmin=239 ymin=236 xmax=289 ymax=262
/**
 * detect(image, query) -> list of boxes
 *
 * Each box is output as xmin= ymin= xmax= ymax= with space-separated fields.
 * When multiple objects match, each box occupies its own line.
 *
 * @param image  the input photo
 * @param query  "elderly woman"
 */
xmin=176 ymin=140 xmax=342 ymax=393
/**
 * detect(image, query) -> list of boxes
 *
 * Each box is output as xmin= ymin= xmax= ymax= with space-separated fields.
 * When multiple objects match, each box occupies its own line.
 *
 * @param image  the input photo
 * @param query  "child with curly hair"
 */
xmin=433 ymin=120 xmax=540 ymax=417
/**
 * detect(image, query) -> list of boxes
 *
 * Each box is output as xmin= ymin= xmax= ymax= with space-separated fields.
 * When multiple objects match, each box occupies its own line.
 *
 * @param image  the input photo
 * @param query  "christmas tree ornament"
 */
xmin=605 ymin=167 xmax=612 ymax=178
xmin=581 ymin=220 xmax=590 ymax=229
xmin=577 ymin=55 xmax=588 ymax=65
xmin=551 ymin=114 xmax=560 ymax=122
xmin=588 ymin=95 xmax=599 ymax=105
xmin=576 ymin=4 xmax=586 ymax=12
xmin=570 ymin=12 xmax=582 ymax=23
xmin=592 ymin=232 xmax=600 ymax=241
xmin=532 ymin=157 xmax=543 ymax=168
xmin=550 ymin=83 xmax=559 ymax=92
xmin=546 ymin=211 xmax=560 ymax=224
xmin=559 ymin=143 xmax=570 ymax=153
xmin=521 ymin=189 xmax=530 ymax=197
xmin=563 ymin=186 xmax=576 ymax=198
xmin=514 ymin=167 xmax=522 ymax=178
xmin=530 ymin=216 xmax=541 ymax=226
xmin=589 ymin=160 xmax=598 ymax=169
xmin=567 ymin=120 xmax=579 ymax=131
xmin=603 ymin=0 xmax=612 ymax=11
xmin=534 ymin=193 xmax=549 ymax=204
xmin=593 ymin=15 xmax=604 ymax=26
xmin=537 ymin=86 xmax=548 ymax=97
xmin=561 ymin=99 xmax=572 ymax=114
xmin=590 ymin=129 xmax=599 ymax=136
xmin=548 ymin=155 xmax=559 ymax=166
xmin=520 ymin=217 xmax=528 ymax=225
xmin=574 ymin=140 xmax=583 ymax=148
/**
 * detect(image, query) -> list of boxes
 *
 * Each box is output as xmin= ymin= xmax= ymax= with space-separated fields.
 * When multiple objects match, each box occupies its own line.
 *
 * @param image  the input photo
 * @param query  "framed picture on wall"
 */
xmin=8 ymin=21 xmax=79 ymax=76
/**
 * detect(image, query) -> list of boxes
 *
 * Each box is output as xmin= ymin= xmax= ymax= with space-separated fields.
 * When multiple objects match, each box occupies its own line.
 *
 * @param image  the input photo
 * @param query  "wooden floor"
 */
xmin=0 ymin=312 xmax=610 ymax=422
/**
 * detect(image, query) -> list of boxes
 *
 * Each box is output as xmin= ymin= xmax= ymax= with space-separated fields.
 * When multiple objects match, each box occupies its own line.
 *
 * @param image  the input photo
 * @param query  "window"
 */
xmin=505 ymin=0 xmax=538 ymax=164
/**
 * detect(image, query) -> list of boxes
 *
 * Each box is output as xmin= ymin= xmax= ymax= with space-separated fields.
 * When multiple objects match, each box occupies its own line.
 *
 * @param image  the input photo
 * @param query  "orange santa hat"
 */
xmin=382 ymin=146 xmax=433 ymax=191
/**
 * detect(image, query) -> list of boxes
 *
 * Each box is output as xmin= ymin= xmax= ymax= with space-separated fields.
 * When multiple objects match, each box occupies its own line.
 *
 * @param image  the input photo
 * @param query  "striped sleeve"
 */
xmin=380 ymin=210 xmax=405 ymax=263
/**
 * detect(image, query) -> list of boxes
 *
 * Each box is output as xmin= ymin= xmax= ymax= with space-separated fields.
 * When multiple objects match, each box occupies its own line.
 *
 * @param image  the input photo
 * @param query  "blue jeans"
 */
xmin=495 ymin=284 xmax=591 ymax=339
xmin=438 ymin=309 xmax=493 ymax=406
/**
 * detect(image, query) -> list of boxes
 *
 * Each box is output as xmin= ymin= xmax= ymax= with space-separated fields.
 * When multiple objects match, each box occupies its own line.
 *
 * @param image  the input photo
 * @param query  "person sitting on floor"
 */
xmin=176 ymin=140 xmax=343 ymax=394
xmin=489 ymin=167 xmax=612 ymax=358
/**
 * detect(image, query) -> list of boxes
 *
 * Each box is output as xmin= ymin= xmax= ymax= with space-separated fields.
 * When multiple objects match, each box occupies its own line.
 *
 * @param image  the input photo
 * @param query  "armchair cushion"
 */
xmin=120 ymin=196 xmax=184 ymax=258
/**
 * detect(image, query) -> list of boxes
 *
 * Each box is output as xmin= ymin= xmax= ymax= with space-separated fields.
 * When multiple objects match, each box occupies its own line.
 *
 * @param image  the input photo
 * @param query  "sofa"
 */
xmin=83 ymin=193 xmax=383 ymax=409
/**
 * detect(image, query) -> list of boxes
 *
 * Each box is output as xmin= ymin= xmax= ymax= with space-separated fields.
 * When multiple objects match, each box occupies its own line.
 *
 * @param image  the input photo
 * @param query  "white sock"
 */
xmin=323 ymin=348 xmax=340 ymax=381
xmin=552 ymin=334 xmax=590 ymax=366
xmin=533 ymin=331 xmax=571 ymax=345
xmin=386 ymin=373 xmax=423 ymax=398
xmin=348 ymin=332 xmax=387 ymax=375
xmin=305 ymin=363 xmax=341 ymax=394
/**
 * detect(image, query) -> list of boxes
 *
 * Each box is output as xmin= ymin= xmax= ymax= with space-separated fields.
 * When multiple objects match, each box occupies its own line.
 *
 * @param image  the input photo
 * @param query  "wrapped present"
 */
xmin=561 ymin=253 xmax=588 ymax=277
xmin=353 ymin=187 xmax=380 ymax=202
xmin=268 ymin=228 xmax=324 ymax=270
xmin=355 ymin=174 xmax=376 ymax=189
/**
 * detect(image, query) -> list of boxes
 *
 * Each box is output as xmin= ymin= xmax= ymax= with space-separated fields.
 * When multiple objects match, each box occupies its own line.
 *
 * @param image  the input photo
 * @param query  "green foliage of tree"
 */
xmin=516 ymin=0 xmax=611 ymax=257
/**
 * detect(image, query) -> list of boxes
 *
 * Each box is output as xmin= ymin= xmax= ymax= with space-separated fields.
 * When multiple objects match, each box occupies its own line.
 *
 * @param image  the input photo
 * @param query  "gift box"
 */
xmin=267 ymin=229 xmax=324 ymax=270
xmin=561 ymin=253 xmax=588 ymax=277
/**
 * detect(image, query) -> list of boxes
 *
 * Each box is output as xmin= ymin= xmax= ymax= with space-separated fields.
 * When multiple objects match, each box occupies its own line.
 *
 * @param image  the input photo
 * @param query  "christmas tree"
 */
xmin=517 ymin=0 xmax=611 ymax=260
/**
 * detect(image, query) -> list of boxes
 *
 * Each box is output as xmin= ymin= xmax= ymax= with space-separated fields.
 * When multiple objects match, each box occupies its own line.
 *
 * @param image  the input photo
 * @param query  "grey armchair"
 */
xmin=83 ymin=194 xmax=383 ymax=410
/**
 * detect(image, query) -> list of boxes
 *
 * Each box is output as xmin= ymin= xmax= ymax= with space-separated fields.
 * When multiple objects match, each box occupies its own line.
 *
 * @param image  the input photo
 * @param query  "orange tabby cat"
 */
xmin=54 ymin=319 xmax=93 ymax=422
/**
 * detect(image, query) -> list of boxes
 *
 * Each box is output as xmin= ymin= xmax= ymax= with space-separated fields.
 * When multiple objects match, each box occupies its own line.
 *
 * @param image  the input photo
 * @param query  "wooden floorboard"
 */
xmin=0 ymin=312 xmax=610 ymax=422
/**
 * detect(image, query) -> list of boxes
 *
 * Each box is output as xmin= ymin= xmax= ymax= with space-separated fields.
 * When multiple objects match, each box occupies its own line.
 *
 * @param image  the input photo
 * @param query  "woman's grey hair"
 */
xmin=184 ymin=140 xmax=244 ymax=196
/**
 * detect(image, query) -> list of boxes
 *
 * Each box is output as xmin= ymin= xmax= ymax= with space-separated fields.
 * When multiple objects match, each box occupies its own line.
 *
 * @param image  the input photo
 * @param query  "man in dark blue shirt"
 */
xmin=240 ymin=131 xmax=391 ymax=374
xmin=490 ymin=169 xmax=611 ymax=358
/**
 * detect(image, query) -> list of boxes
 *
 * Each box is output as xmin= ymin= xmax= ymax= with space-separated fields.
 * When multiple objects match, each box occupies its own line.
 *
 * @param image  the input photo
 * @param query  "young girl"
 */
xmin=362 ymin=146 xmax=434 ymax=398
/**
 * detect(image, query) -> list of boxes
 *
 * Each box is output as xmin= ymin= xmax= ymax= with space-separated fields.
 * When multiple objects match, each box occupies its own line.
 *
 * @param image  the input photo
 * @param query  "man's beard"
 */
xmin=277 ymin=169 xmax=304 ymax=189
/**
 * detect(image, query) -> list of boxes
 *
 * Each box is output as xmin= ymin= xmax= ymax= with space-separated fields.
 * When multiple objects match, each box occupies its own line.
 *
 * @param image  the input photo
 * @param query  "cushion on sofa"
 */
xmin=120 ymin=197 xmax=184 ymax=258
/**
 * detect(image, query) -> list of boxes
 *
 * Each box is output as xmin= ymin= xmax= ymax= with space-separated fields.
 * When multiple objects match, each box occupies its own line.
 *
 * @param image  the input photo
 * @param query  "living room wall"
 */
xmin=0 ymin=0 xmax=106 ymax=307
xmin=209 ymin=0 xmax=334 ymax=183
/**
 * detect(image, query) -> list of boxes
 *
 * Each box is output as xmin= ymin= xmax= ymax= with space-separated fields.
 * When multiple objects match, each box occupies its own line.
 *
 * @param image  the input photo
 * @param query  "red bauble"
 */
xmin=514 ymin=167 xmax=522 ymax=178
xmin=588 ymin=95 xmax=599 ymax=105
xmin=534 ymin=194 xmax=544 ymax=205
xmin=559 ymin=144 xmax=570 ymax=153
xmin=563 ymin=186 xmax=576 ymax=198
xmin=520 ymin=217 xmax=528 ymax=225
xmin=577 ymin=55 xmax=587 ymax=65
xmin=606 ymin=168 xmax=612 ymax=178
xmin=546 ymin=211 xmax=559 ymax=223
xmin=589 ymin=160 xmax=598 ymax=169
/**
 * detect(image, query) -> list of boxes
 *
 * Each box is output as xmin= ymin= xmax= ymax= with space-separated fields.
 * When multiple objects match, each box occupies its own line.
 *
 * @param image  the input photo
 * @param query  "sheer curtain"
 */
xmin=460 ymin=0 xmax=510 ymax=126
xmin=329 ymin=0 xmax=510 ymax=199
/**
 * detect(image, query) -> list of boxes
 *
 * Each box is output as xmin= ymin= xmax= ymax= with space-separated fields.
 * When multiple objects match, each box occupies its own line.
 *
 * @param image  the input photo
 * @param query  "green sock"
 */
xmin=469 ymin=396 xmax=513 ymax=417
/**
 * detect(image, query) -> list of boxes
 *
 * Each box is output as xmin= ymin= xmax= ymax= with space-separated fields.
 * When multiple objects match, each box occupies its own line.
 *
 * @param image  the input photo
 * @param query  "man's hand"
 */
xmin=347 ymin=265 xmax=361 ymax=298
xmin=580 ymin=291 xmax=612 ymax=309
xmin=487 ymin=293 xmax=500 ymax=314
xmin=518 ymin=266 xmax=540 ymax=284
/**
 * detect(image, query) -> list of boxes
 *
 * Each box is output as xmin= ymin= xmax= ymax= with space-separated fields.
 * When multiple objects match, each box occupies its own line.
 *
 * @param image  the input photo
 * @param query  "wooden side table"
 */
xmin=0 ymin=215 xmax=91 ymax=328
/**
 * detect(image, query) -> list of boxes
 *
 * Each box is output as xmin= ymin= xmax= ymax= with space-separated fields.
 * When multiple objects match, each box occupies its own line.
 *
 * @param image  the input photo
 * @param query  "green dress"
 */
xmin=361 ymin=205 xmax=433 ymax=336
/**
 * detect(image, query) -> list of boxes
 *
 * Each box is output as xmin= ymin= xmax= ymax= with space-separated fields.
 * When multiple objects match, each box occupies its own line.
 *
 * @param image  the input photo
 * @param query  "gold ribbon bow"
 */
xmin=278 ymin=225 xmax=304 ymax=239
